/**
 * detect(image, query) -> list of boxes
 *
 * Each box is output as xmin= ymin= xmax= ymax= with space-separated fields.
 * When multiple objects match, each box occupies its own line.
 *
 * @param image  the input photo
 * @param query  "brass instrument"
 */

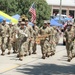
xmin=20 ymin=14 xmax=28 ymax=22
xmin=35 ymin=34 xmax=51 ymax=44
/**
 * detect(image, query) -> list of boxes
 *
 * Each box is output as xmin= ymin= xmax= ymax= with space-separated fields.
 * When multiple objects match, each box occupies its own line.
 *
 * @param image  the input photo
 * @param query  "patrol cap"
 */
xmin=47 ymin=20 xmax=50 ymax=24
xmin=53 ymin=26 xmax=56 ymax=29
xmin=9 ymin=22 xmax=12 ymax=25
xmin=18 ymin=18 xmax=22 ymax=22
xmin=12 ymin=23 xmax=15 ymax=26
xmin=25 ymin=18 xmax=28 ymax=22
xmin=3 ymin=19 xmax=6 ymax=22
xmin=44 ymin=20 xmax=47 ymax=24
xmin=21 ymin=22 xmax=25 ymax=25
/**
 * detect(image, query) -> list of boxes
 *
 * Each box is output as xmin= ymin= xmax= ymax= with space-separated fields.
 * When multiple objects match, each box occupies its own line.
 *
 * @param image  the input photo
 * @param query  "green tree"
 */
xmin=16 ymin=0 xmax=51 ymax=27
xmin=35 ymin=0 xmax=51 ymax=27
xmin=0 ymin=0 xmax=18 ymax=15
xmin=0 ymin=0 xmax=51 ymax=26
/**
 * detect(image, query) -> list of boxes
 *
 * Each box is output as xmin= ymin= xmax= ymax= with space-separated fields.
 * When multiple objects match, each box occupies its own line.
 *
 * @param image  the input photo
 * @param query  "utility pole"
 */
xmin=59 ymin=0 xmax=62 ymax=23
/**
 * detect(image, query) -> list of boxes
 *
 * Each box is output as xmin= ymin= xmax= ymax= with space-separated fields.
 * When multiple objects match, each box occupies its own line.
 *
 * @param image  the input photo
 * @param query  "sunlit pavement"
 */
xmin=0 ymin=36 xmax=75 ymax=75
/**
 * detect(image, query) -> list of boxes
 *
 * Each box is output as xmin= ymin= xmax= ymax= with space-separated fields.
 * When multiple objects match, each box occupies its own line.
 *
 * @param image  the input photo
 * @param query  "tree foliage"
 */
xmin=0 ymin=0 xmax=51 ymax=27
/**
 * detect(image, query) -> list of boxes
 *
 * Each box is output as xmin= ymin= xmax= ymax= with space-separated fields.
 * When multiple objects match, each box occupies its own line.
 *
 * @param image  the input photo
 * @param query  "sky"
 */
xmin=46 ymin=0 xmax=75 ymax=6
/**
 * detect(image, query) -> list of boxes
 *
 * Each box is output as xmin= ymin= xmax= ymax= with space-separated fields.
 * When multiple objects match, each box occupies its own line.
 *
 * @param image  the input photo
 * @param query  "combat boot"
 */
xmin=17 ymin=54 xmax=20 ymax=58
xmin=42 ymin=54 xmax=45 ymax=59
xmin=19 ymin=58 xmax=23 ymax=61
xmin=72 ymin=54 xmax=75 ymax=58
xmin=67 ymin=57 xmax=72 ymax=62
xmin=7 ymin=51 xmax=10 ymax=55
xmin=67 ymin=59 xmax=71 ymax=62
xmin=46 ymin=53 xmax=50 ymax=57
xmin=29 ymin=51 xmax=31 ymax=55
xmin=13 ymin=51 xmax=17 ymax=53
xmin=51 ymin=52 xmax=55 ymax=56
xmin=1 ymin=53 xmax=5 ymax=56
xmin=32 ymin=52 xmax=36 ymax=54
xmin=24 ymin=54 xmax=27 ymax=56
xmin=1 ymin=51 xmax=5 ymax=56
xmin=42 ymin=56 xmax=45 ymax=59
xmin=19 ymin=55 xmax=23 ymax=61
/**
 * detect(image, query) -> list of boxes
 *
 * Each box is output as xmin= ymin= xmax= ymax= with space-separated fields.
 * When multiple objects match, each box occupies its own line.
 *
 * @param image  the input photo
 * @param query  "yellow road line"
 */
xmin=0 ymin=64 xmax=20 ymax=73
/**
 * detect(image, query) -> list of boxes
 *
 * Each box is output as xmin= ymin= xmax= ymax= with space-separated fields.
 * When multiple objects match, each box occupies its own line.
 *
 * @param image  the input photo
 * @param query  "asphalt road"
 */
xmin=0 ymin=36 xmax=75 ymax=75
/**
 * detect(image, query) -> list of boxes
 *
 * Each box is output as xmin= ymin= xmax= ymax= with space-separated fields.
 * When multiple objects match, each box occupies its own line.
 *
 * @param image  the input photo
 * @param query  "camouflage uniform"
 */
xmin=46 ymin=20 xmax=56 ymax=56
xmin=39 ymin=21 xmax=51 ymax=59
xmin=56 ymin=27 xmax=60 ymax=44
xmin=32 ymin=22 xmax=39 ymax=54
xmin=72 ymin=24 xmax=75 ymax=57
xmin=17 ymin=18 xmax=22 ymax=27
xmin=0 ymin=24 xmax=3 ymax=49
xmin=48 ymin=26 xmax=55 ymax=56
xmin=25 ymin=19 xmax=33 ymax=55
xmin=51 ymin=26 xmax=57 ymax=55
xmin=7 ymin=22 xmax=15 ymax=54
xmin=64 ymin=24 xmax=74 ymax=62
xmin=1 ymin=21 xmax=10 ymax=55
xmin=12 ymin=24 xmax=20 ymax=53
xmin=7 ymin=23 xmax=19 ymax=54
xmin=18 ymin=22 xmax=29 ymax=61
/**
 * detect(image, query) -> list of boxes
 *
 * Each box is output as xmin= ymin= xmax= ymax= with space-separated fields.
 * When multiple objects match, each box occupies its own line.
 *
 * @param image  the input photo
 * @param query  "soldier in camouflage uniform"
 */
xmin=39 ymin=21 xmax=51 ymax=59
xmin=8 ymin=22 xmax=17 ymax=54
xmin=72 ymin=24 xmax=75 ymax=58
xmin=17 ymin=18 xmax=22 ymax=27
xmin=25 ymin=18 xmax=33 ymax=55
xmin=6 ymin=22 xmax=13 ymax=54
xmin=32 ymin=21 xmax=39 ymax=54
xmin=47 ymin=20 xmax=55 ymax=56
xmin=52 ymin=26 xmax=58 ymax=55
xmin=56 ymin=27 xmax=60 ymax=44
xmin=64 ymin=23 xmax=74 ymax=62
xmin=0 ymin=24 xmax=3 ymax=49
xmin=17 ymin=22 xmax=29 ymax=61
xmin=1 ymin=19 xmax=10 ymax=55
xmin=12 ymin=23 xmax=20 ymax=54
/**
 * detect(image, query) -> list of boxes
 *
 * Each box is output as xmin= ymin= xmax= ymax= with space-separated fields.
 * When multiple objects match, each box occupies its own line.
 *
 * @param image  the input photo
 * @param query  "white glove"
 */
xmin=21 ymin=32 xmax=28 ymax=37
xmin=21 ymin=32 xmax=25 ymax=35
xmin=25 ymin=34 xmax=28 ymax=37
xmin=6 ymin=35 xmax=9 ymax=37
xmin=16 ymin=34 xmax=18 ymax=38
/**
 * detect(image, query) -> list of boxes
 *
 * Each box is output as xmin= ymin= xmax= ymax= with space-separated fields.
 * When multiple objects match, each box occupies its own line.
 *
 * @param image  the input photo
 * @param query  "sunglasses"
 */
xmin=21 ymin=24 xmax=25 ymax=25
xmin=25 ymin=20 xmax=28 ymax=22
xmin=44 ymin=23 xmax=47 ymax=25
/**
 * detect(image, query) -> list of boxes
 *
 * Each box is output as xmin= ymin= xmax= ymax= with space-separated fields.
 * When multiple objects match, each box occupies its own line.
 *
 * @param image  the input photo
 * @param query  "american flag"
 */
xmin=29 ymin=3 xmax=36 ymax=23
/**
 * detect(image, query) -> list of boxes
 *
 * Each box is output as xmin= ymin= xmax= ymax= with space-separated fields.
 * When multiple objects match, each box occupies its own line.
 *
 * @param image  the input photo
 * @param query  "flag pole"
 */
xmin=59 ymin=0 xmax=62 ymax=23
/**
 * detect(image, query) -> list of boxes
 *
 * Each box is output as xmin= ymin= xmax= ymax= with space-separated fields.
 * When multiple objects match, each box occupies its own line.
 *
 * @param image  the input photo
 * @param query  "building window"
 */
xmin=53 ymin=9 xmax=59 ymax=16
xmin=69 ymin=10 xmax=74 ymax=18
xmin=62 ymin=10 xmax=66 ymax=15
